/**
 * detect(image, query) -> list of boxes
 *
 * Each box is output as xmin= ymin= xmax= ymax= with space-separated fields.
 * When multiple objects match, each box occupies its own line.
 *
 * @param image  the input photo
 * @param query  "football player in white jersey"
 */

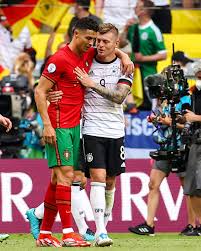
xmin=74 ymin=23 xmax=133 ymax=246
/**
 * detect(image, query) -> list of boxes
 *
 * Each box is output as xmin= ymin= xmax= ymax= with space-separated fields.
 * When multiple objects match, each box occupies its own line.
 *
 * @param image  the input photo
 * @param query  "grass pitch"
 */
xmin=1 ymin=233 xmax=201 ymax=251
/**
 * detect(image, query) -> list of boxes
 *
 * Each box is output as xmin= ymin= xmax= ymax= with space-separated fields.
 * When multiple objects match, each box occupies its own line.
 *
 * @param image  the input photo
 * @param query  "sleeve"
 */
xmin=42 ymin=55 xmax=64 ymax=84
xmin=118 ymin=73 xmax=133 ymax=87
xmin=152 ymin=27 xmax=166 ymax=54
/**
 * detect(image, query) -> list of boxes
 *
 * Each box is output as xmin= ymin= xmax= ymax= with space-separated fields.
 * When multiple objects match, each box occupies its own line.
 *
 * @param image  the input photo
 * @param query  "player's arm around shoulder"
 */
xmin=74 ymin=67 xmax=132 ymax=104
xmin=115 ymin=48 xmax=134 ymax=75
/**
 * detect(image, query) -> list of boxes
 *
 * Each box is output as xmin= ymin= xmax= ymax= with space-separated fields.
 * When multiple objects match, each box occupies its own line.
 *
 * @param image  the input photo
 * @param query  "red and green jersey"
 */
xmin=42 ymin=45 xmax=95 ymax=128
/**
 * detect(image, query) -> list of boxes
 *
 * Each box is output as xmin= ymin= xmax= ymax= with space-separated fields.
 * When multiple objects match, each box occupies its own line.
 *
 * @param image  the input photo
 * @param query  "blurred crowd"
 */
xmin=0 ymin=0 xmax=200 ymax=159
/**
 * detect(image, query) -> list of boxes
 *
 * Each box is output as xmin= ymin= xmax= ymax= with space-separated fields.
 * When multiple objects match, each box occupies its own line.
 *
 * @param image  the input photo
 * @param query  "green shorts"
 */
xmin=45 ymin=125 xmax=80 ymax=169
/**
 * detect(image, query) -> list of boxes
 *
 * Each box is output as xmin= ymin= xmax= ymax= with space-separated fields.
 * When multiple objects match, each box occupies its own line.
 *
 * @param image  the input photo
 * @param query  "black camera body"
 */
xmin=146 ymin=64 xmax=191 ymax=173
xmin=0 ymin=74 xmax=31 ymax=158
xmin=145 ymin=64 xmax=189 ymax=102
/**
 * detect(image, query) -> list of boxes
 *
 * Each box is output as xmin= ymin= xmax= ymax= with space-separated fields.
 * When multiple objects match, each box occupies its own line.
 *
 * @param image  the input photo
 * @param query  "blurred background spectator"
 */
xmin=67 ymin=0 xmax=102 ymax=42
xmin=13 ymin=52 xmax=35 ymax=88
xmin=19 ymin=83 xmax=45 ymax=159
xmin=121 ymin=0 xmax=167 ymax=110
xmin=152 ymin=0 xmax=172 ymax=33
xmin=172 ymin=51 xmax=196 ymax=77
xmin=172 ymin=0 xmax=201 ymax=8
xmin=0 ymin=13 xmax=32 ymax=73
xmin=95 ymin=0 xmax=137 ymax=33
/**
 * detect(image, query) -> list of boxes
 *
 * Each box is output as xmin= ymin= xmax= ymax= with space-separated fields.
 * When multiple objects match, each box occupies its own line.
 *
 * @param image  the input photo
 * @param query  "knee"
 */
xmin=90 ymin=169 xmax=106 ymax=183
xmin=74 ymin=171 xmax=82 ymax=183
xmin=74 ymin=171 xmax=87 ymax=189
xmin=148 ymin=180 xmax=160 ymax=192
xmin=106 ymin=177 xmax=116 ymax=190
xmin=57 ymin=167 xmax=74 ymax=186
xmin=91 ymin=173 xmax=106 ymax=183
xmin=51 ymin=171 xmax=57 ymax=185
xmin=81 ymin=176 xmax=87 ymax=189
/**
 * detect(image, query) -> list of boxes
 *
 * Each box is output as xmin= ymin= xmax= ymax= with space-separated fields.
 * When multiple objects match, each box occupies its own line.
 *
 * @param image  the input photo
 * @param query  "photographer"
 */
xmin=129 ymin=66 xmax=199 ymax=236
xmin=184 ymin=61 xmax=201 ymax=234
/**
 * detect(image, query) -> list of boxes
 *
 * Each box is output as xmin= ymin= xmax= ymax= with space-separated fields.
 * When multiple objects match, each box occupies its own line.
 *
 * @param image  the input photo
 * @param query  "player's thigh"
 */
xmin=83 ymin=135 xmax=107 ymax=169
xmin=53 ymin=165 xmax=74 ymax=186
xmin=107 ymin=137 xmax=126 ymax=177
xmin=83 ymin=135 xmax=107 ymax=182
xmin=45 ymin=128 xmax=76 ymax=168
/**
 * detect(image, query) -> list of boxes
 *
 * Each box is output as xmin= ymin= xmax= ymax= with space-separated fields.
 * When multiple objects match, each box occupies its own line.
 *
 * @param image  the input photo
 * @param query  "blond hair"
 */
xmin=98 ymin=23 xmax=119 ymax=37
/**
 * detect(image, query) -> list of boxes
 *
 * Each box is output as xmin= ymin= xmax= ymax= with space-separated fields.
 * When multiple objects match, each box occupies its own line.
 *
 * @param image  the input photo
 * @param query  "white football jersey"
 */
xmin=103 ymin=0 xmax=137 ymax=32
xmin=82 ymin=57 xmax=133 ymax=139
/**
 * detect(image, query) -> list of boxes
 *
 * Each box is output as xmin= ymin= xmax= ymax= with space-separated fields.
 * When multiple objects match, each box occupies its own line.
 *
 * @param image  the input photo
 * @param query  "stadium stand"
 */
xmin=31 ymin=33 xmax=201 ymax=69
xmin=171 ymin=10 xmax=201 ymax=34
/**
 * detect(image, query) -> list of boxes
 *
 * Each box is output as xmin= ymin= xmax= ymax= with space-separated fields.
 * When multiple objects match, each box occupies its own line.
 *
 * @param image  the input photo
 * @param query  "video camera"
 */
xmin=0 ymin=73 xmax=30 ymax=118
xmin=145 ymin=64 xmax=189 ymax=103
xmin=0 ymin=74 xmax=31 ymax=158
xmin=145 ymin=64 xmax=191 ymax=172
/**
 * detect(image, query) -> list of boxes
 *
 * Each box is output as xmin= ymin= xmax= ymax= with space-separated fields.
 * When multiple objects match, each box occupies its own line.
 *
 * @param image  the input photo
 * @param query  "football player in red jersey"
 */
xmin=34 ymin=17 xmax=99 ymax=247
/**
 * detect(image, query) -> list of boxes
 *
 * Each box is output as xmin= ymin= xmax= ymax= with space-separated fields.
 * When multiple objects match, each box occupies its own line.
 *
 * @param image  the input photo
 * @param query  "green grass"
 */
xmin=1 ymin=233 xmax=201 ymax=251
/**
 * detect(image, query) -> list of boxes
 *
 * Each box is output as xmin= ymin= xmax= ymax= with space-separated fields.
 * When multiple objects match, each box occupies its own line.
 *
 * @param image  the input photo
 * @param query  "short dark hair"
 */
xmin=76 ymin=0 xmax=90 ymax=11
xmin=73 ymin=17 xmax=99 ymax=33
xmin=143 ymin=0 xmax=155 ymax=17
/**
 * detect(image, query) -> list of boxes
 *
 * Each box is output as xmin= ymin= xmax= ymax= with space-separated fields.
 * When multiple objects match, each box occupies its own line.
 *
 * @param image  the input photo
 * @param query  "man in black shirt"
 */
xmin=184 ymin=61 xmax=201 ymax=234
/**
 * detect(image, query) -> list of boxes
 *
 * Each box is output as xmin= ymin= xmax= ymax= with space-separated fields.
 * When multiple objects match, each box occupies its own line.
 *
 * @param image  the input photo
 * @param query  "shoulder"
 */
xmin=43 ymin=49 xmax=67 ymax=74
xmin=149 ymin=22 xmax=163 ymax=42
xmin=49 ymin=48 xmax=68 ymax=64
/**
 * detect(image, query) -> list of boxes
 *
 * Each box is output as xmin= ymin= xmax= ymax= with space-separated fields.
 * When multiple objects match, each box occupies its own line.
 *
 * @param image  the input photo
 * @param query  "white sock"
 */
xmin=90 ymin=182 xmax=107 ymax=236
xmin=40 ymin=230 xmax=51 ymax=234
xmin=71 ymin=185 xmax=88 ymax=235
xmin=104 ymin=188 xmax=115 ymax=227
xmin=34 ymin=203 xmax=44 ymax=219
xmin=63 ymin=228 xmax=74 ymax=234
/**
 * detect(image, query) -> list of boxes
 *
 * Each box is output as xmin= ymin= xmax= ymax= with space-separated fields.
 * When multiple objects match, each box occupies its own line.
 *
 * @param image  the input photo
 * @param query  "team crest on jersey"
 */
xmin=86 ymin=61 xmax=89 ymax=67
xmin=141 ymin=32 xmax=148 ymax=40
xmin=47 ymin=63 xmax=56 ymax=73
xmin=63 ymin=149 xmax=70 ymax=160
xmin=86 ymin=153 xmax=93 ymax=162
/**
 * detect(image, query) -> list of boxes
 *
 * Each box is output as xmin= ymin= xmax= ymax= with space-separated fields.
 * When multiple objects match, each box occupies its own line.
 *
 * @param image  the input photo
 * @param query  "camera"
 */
xmin=146 ymin=64 xmax=191 ymax=173
xmin=0 ymin=74 xmax=32 ymax=158
xmin=0 ymin=74 xmax=30 ymax=118
xmin=145 ymin=64 xmax=189 ymax=102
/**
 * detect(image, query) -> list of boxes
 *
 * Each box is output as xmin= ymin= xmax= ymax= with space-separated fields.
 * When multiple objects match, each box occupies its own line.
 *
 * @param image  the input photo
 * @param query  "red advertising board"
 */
xmin=0 ymin=159 xmax=187 ymax=233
